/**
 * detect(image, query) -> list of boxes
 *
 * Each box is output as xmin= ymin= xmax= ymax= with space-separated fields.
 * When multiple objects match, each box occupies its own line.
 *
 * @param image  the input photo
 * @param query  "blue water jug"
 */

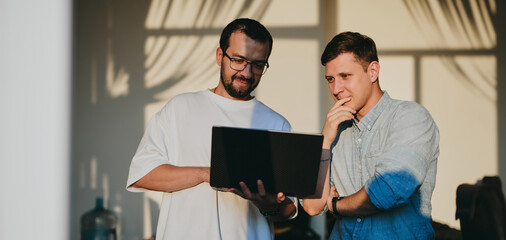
xmin=81 ymin=197 xmax=118 ymax=240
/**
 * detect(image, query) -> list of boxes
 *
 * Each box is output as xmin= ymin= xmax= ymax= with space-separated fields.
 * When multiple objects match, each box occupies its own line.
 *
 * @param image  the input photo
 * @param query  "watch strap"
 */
xmin=332 ymin=196 xmax=345 ymax=216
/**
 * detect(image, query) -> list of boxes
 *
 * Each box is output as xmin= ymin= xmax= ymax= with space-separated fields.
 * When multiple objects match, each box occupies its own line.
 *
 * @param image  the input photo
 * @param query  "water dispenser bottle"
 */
xmin=81 ymin=197 xmax=118 ymax=240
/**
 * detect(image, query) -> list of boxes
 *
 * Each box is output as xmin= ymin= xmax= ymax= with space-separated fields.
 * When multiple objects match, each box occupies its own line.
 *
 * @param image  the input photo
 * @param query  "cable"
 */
xmin=215 ymin=191 xmax=223 ymax=240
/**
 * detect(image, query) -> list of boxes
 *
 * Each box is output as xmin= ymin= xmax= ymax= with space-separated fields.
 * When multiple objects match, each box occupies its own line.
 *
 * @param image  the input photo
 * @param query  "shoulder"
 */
xmin=390 ymin=99 xmax=433 ymax=122
xmin=156 ymin=90 xmax=209 ymax=118
xmin=164 ymin=90 xmax=209 ymax=108
xmin=254 ymin=101 xmax=288 ymax=120
xmin=253 ymin=100 xmax=292 ymax=131
xmin=386 ymin=99 xmax=438 ymax=134
xmin=170 ymin=90 xmax=208 ymax=104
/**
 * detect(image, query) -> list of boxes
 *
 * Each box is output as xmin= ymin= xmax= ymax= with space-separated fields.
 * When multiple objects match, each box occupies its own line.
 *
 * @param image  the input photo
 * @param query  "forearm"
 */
xmin=131 ymin=164 xmax=210 ymax=193
xmin=332 ymin=187 xmax=379 ymax=217
xmin=302 ymin=158 xmax=331 ymax=216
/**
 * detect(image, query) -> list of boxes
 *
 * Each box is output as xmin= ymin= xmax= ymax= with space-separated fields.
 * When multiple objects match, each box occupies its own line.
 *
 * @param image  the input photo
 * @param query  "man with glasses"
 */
xmin=126 ymin=18 xmax=297 ymax=240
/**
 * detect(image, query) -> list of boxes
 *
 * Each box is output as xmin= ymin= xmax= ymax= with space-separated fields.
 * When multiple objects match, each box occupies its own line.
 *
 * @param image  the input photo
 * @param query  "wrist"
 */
xmin=322 ymin=141 xmax=332 ymax=149
xmin=200 ymin=167 xmax=210 ymax=183
xmin=259 ymin=205 xmax=280 ymax=217
xmin=332 ymin=196 xmax=345 ymax=217
xmin=322 ymin=135 xmax=334 ymax=149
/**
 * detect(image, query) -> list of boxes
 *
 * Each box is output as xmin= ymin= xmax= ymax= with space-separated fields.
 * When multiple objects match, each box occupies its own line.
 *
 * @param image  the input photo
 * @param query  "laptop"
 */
xmin=210 ymin=126 xmax=323 ymax=197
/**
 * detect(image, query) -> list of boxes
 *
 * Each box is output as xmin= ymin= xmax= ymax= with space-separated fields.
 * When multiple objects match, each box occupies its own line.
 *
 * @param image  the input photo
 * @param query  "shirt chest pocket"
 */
xmin=363 ymin=132 xmax=386 ymax=174
xmin=360 ymin=145 xmax=381 ymax=179
xmin=363 ymin=148 xmax=381 ymax=177
xmin=364 ymin=131 xmax=384 ymax=157
xmin=365 ymin=146 xmax=382 ymax=159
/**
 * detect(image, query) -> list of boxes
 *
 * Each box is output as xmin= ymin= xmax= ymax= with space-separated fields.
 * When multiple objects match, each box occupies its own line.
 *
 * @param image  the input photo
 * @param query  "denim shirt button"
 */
xmin=357 ymin=218 xmax=362 ymax=222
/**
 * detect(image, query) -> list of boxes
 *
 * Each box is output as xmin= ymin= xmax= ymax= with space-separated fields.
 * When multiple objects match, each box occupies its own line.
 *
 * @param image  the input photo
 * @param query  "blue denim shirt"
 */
xmin=330 ymin=92 xmax=439 ymax=240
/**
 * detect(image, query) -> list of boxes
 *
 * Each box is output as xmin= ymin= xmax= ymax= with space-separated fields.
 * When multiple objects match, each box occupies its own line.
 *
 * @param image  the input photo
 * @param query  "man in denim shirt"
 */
xmin=303 ymin=32 xmax=439 ymax=239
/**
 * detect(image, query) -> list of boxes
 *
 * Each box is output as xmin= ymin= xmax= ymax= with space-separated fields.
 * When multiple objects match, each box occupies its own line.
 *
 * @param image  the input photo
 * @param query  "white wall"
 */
xmin=0 ymin=0 xmax=72 ymax=239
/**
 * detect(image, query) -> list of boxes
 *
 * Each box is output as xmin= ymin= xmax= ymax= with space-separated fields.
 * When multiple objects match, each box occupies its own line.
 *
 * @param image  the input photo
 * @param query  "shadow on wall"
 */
xmin=73 ymin=0 xmax=282 ymax=239
xmin=72 ymin=0 xmax=505 ymax=239
xmin=400 ymin=0 xmax=496 ymax=102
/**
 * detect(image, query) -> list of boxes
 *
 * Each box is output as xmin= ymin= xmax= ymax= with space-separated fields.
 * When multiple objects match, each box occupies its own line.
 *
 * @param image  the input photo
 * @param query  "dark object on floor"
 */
xmin=456 ymin=176 xmax=506 ymax=240
xmin=432 ymin=221 xmax=462 ymax=240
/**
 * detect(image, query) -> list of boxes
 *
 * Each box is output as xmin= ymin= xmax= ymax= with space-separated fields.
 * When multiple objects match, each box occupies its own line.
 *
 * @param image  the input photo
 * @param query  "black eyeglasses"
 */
xmin=223 ymin=52 xmax=269 ymax=75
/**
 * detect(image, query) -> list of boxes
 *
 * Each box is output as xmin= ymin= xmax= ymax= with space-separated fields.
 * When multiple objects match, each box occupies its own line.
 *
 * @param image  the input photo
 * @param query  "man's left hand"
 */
xmin=228 ymin=179 xmax=285 ymax=213
xmin=327 ymin=185 xmax=340 ymax=214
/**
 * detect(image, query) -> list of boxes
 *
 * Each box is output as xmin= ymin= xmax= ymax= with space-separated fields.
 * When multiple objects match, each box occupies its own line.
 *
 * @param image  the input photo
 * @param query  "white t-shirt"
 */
xmin=127 ymin=89 xmax=295 ymax=240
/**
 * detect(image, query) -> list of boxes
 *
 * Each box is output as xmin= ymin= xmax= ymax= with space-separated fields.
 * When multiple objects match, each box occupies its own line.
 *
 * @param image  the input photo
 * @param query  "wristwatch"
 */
xmin=332 ymin=196 xmax=345 ymax=216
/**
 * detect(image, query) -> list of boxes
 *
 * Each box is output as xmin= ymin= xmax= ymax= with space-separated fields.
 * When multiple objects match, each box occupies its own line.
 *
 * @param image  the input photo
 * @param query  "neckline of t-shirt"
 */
xmin=203 ymin=89 xmax=257 ymax=107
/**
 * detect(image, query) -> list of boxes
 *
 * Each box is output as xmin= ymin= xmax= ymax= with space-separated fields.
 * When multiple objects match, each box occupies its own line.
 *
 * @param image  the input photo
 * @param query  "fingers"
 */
xmin=330 ymin=97 xmax=352 ymax=111
xmin=231 ymin=181 xmax=281 ymax=205
xmin=327 ymin=97 xmax=355 ymax=116
xmin=276 ymin=192 xmax=286 ymax=203
xmin=257 ymin=180 xmax=282 ymax=203
xmin=228 ymin=188 xmax=246 ymax=199
xmin=325 ymin=97 xmax=356 ymax=126
xmin=336 ymin=97 xmax=352 ymax=106
xmin=229 ymin=181 xmax=284 ymax=213
xmin=321 ymin=97 xmax=356 ymax=148
xmin=239 ymin=181 xmax=252 ymax=197
xmin=257 ymin=180 xmax=266 ymax=196
xmin=327 ymin=106 xmax=356 ymax=117
xmin=231 ymin=181 xmax=268 ymax=200
xmin=330 ymin=185 xmax=339 ymax=198
xmin=327 ymin=186 xmax=339 ymax=212
xmin=326 ymin=111 xmax=355 ymax=125
xmin=326 ymin=106 xmax=356 ymax=120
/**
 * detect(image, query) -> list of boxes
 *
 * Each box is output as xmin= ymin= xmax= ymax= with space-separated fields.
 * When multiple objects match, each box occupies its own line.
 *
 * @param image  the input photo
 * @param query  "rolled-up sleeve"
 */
xmin=365 ymin=103 xmax=439 ymax=210
xmin=126 ymin=104 xmax=172 ymax=192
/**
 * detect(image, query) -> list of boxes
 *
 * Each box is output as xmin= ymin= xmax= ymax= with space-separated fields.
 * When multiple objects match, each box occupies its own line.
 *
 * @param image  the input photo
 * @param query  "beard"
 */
xmin=220 ymin=68 xmax=259 ymax=99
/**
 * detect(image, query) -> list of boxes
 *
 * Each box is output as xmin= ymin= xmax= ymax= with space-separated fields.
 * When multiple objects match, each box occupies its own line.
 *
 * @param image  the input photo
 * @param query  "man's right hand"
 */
xmin=321 ymin=97 xmax=356 ymax=149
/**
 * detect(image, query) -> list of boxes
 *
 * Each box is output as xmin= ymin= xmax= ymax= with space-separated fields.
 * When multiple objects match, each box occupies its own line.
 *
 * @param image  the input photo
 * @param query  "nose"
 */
xmin=332 ymin=80 xmax=344 ymax=96
xmin=239 ymin=63 xmax=253 ymax=78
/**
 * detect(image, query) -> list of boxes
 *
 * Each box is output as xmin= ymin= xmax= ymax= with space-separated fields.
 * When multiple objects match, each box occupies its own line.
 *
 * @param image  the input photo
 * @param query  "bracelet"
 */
xmin=259 ymin=206 xmax=280 ymax=217
xmin=332 ymin=196 xmax=345 ymax=216
xmin=321 ymin=149 xmax=331 ymax=161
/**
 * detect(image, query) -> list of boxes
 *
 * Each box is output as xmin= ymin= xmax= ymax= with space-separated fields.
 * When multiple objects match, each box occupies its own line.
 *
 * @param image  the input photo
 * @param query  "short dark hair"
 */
xmin=219 ymin=18 xmax=273 ymax=60
xmin=321 ymin=31 xmax=378 ymax=70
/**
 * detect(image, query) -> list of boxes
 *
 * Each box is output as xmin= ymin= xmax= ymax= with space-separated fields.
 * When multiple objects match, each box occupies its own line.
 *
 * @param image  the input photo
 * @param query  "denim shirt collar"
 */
xmin=354 ymin=91 xmax=391 ymax=132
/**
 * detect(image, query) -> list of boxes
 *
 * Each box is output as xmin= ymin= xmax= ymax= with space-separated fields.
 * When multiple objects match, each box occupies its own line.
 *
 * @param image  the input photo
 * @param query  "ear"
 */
xmin=216 ymin=47 xmax=223 ymax=67
xmin=368 ymin=61 xmax=380 ymax=83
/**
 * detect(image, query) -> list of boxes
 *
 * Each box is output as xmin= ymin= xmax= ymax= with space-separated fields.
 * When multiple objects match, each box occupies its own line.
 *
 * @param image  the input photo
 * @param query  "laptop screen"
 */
xmin=210 ymin=126 xmax=323 ymax=197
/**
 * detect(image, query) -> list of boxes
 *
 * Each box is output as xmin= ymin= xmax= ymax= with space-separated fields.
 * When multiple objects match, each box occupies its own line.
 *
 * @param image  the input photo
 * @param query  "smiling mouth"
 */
xmin=233 ymin=77 xmax=252 ymax=86
xmin=236 ymin=79 xmax=249 ymax=83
